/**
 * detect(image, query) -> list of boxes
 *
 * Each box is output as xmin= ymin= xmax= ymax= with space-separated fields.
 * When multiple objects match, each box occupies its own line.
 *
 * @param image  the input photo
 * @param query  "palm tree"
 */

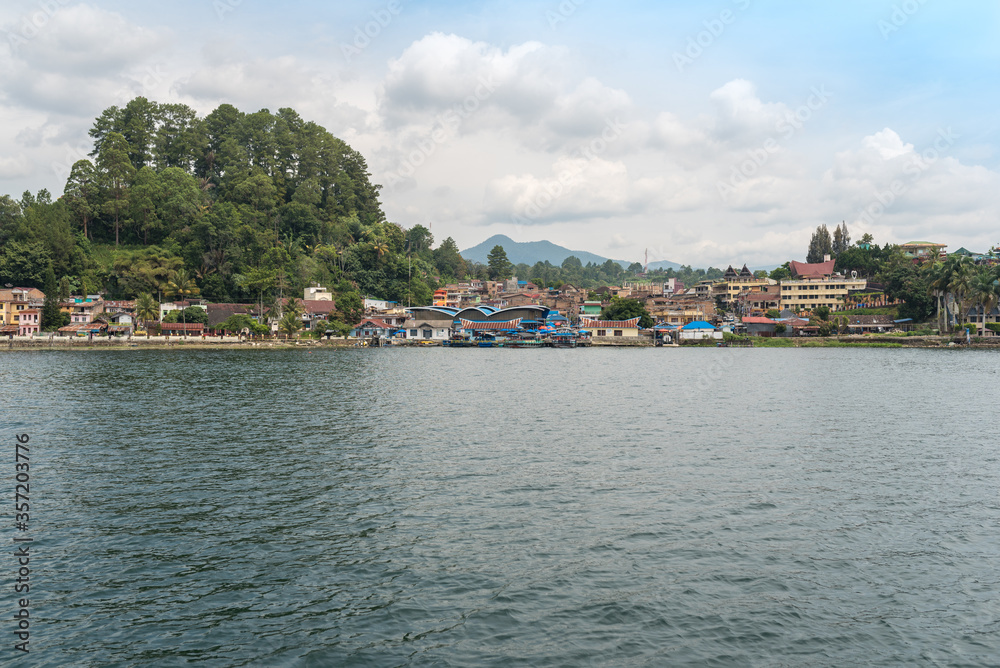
xmin=924 ymin=260 xmax=948 ymax=331
xmin=277 ymin=311 xmax=302 ymax=339
xmin=134 ymin=293 xmax=159 ymax=338
xmin=285 ymin=297 xmax=304 ymax=318
xmin=165 ymin=269 xmax=200 ymax=337
xmin=947 ymin=259 xmax=976 ymax=331
xmin=968 ymin=270 xmax=1000 ymax=336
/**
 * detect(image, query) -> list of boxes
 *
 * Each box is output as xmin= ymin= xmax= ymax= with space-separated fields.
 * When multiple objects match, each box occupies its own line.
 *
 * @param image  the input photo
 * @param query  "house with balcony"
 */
xmin=779 ymin=258 xmax=867 ymax=313
xmin=350 ymin=318 xmax=394 ymax=339
xmin=17 ymin=308 xmax=41 ymax=336
xmin=965 ymin=305 xmax=1000 ymax=336
xmin=1 ymin=287 xmax=45 ymax=326
xmin=62 ymin=296 xmax=105 ymax=324
xmin=900 ymin=241 xmax=947 ymax=263
xmin=713 ymin=265 xmax=773 ymax=308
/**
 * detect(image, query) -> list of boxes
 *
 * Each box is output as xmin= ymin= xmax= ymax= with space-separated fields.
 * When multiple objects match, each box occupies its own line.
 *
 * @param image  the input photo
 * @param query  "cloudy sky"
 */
xmin=1 ymin=0 xmax=999 ymax=266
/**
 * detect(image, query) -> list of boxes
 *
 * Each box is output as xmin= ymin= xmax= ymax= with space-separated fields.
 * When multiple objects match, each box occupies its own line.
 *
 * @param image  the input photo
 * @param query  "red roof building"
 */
xmin=788 ymin=260 xmax=836 ymax=279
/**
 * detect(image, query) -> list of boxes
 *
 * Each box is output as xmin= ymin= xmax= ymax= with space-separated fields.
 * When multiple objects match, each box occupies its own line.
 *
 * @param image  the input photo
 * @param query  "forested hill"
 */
xmin=0 ymin=97 xmax=469 ymax=307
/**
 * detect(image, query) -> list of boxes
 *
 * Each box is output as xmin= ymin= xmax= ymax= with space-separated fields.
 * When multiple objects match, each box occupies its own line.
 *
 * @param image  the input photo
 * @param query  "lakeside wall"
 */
xmin=3 ymin=334 xmax=999 ymax=351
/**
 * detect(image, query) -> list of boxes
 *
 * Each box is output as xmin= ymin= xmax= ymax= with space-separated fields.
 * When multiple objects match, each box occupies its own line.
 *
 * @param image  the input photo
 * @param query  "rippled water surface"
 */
xmin=3 ymin=347 xmax=999 ymax=666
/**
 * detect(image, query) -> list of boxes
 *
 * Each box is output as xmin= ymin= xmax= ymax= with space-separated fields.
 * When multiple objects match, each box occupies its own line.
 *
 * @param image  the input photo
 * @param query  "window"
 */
xmin=422 ymin=329 xmax=432 ymax=338
xmin=597 ymin=329 xmax=606 ymax=336
xmin=614 ymin=330 xmax=623 ymax=336
xmin=410 ymin=329 xmax=418 ymax=336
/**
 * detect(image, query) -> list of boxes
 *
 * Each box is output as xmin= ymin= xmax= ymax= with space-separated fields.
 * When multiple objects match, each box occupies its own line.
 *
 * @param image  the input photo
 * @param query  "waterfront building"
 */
xmin=679 ymin=320 xmax=722 ymax=340
xmin=403 ymin=305 xmax=550 ymax=340
xmin=843 ymin=314 xmax=895 ymax=334
xmin=350 ymin=318 xmax=394 ymax=338
xmin=104 ymin=312 xmax=135 ymax=336
xmin=579 ymin=317 xmax=641 ymax=338
xmin=158 ymin=299 xmax=206 ymax=322
xmin=17 ymin=308 xmax=41 ymax=336
xmin=0 ymin=287 xmax=44 ymax=326
xmin=207 ymin=304 xmax=262 ymax=331
xmin=63 ymin=295 xmax=106 ymax=324
xmin=160 ymin=323 xmax=205 ymax=336
xmin=742 ymin=316 xmax=777 ymax=337
xmin=779 ymin=259 xmax=866 ymax=313
xmin=403 ymin=320 xmax=452 ymax=341
xmin=965 ymin=305 xmax=1000 ymax=336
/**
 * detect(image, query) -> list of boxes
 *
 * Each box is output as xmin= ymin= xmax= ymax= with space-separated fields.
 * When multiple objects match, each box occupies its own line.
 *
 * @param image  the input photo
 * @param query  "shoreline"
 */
xmin=1 ymin=335 xmax=997 ymax=351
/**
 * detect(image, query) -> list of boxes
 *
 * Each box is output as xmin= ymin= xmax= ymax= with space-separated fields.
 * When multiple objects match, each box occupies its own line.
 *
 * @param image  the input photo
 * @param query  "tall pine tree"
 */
xmin=806 ymin=225 xmax=833 ymax=263
xmin=40 ymin=263 xmax=64 ymax=331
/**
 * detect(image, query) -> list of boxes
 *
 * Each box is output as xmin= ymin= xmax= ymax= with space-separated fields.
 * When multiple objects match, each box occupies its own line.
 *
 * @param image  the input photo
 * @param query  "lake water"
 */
xmin=3 ymin=347 xmax=999 ymax=666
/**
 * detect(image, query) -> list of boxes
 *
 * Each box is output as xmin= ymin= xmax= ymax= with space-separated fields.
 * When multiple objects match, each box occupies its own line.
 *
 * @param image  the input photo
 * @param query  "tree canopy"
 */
xmin=599 ymin=296 xmax=654 ymax=328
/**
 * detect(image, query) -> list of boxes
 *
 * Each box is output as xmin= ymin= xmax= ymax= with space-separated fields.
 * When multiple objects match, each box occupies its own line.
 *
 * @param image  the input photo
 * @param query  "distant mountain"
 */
xmin=460 ymin=234 xmax=682 ymax=271
xmin=646 ymin=260 xmax=684 ymax=271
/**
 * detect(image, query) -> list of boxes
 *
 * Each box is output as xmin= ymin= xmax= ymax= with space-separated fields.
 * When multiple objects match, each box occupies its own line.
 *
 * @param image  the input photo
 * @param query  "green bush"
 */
xmin=986 ymin=323 xmax=1000 ymax=334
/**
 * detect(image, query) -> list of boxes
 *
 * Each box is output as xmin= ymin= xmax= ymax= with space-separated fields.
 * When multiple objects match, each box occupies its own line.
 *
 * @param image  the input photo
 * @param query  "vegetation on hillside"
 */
xmin=0 ymin=98 xmax=476 ymax=310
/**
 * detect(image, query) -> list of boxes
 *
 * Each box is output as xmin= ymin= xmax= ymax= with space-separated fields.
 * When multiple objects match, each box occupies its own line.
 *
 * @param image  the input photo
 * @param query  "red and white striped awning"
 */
xmin=460 ymin=318 xmax=522 ymax=330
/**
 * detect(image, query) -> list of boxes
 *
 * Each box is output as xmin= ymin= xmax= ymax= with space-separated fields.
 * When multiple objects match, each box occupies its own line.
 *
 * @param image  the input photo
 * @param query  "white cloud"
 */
xmin=6 ymin=4 xmax=171 ymax=76
xmin=378 ymin=33 xmax=632 ymax=148
xmin=0 ymin=154 xmax=32 ymax=179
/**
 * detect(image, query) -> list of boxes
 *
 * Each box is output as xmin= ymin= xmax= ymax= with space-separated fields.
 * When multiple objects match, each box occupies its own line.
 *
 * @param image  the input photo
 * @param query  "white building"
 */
xmin=304 ymin=285 xmax=333 ymax=301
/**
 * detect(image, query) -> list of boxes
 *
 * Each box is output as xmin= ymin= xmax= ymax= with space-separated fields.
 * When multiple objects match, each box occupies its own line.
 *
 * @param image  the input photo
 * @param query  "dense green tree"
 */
xmin=40 ymin=264 xmax=64 ymax=331
xmin=433 ymin=237 xmax=465 ymax=278
xmin=0 ymin=240 xmax=51 ymax=287
xmin=335 ymin=290 xmax=364 ymax=325
xmin=487 ymin=245 xmax=513 ymax=280
xmin=406 ymin=224 xmax=434 ymax=255
xmin=63 ymin=160 xmax=100 ymax=240
xmin=175 ymin=305 xmax=208 ymax=324
xmin=96 ymin=132 xmax=135 ymax=245
xmin=832 ymin=222 xmax=851 ymax=256
xmin=599 ymin=296 xmax=654 ymax=328
xmin=130 ymin=167 xmax=162 ymax=244
xmin=806 ymin=225 xmax=833 ymax=263
xmin=218 ymin=313 xmax=268 ymax=335
xmin=561 ymin=255 xmax=583 ymax=271
xmin=325 ymin=319 xmax=353 ymax=339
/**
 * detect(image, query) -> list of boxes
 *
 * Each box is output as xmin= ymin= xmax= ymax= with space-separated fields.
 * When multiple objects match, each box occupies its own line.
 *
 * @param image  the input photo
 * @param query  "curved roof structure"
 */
xmin=409 ymin=304 xmax=548 ymax=324
xmin=460 ymin=318 xmax=522 ymax=330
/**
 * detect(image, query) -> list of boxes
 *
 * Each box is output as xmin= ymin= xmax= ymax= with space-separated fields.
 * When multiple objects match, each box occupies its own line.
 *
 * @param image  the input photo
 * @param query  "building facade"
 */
xmin=779 ymin=260 xmax=866 ymax=313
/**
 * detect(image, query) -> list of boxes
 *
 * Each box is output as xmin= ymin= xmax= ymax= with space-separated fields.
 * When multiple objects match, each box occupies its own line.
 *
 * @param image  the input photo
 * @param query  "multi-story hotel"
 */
xmin=712 ymin=265 xmax=774 ymax=306
xmin=779 ymin=259 xmax=867 ymax=313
